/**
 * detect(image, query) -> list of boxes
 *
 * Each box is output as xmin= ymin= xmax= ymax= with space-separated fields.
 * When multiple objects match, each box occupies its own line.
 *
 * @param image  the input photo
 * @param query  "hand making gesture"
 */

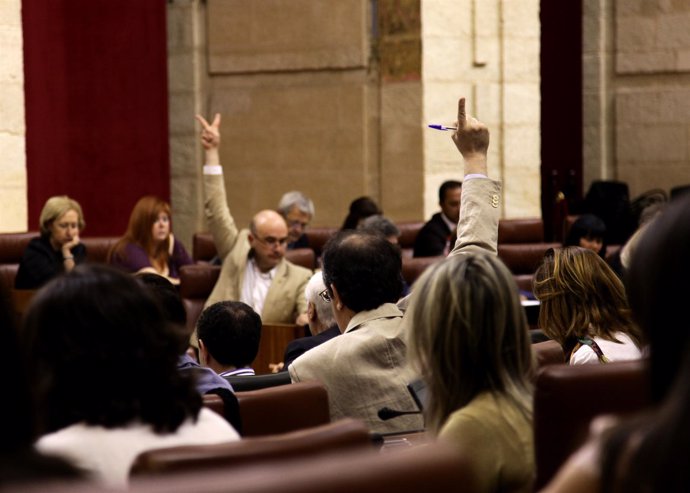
xmin=195 ymin=113 xmax=221 ymax=150
xmin=452 ymin=97 xmax=490 ymax=176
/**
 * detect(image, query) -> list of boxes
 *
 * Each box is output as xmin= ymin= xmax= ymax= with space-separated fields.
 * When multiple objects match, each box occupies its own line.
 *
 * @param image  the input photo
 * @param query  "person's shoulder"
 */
xmin=25 ymin=235 xmax=50 ymax=251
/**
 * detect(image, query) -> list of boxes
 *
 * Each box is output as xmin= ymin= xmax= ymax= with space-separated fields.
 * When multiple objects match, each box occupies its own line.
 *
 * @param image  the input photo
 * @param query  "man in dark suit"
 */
xmin=282 ymin=271 xmax=340 ymax=368
xmin=413 ymin=180 xmax=462 ymax=257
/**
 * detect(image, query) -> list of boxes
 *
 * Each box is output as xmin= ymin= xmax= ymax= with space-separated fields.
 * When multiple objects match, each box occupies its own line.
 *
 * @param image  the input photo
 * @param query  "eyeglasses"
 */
xmin=255 ymin=236 xmax=288 ymax=248
xmin=287 ymin=219 xmax=309 ymax=229
xmin=319 ymin=288 xmax=332 ymax=303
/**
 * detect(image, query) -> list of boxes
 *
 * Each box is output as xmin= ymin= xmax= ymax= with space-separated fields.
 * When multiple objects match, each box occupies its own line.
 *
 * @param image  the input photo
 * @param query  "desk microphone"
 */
xmin=378 ymin=406 xmax=423 ymax=421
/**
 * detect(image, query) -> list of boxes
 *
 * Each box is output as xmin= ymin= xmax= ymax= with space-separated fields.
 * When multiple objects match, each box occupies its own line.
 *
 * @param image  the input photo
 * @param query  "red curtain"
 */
xmin=22 ymin=0 xmax=169 ymax=236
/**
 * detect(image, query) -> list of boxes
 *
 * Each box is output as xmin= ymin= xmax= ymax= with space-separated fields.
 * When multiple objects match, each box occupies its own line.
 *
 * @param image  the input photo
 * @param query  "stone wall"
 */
xmin=168 ymin=0 xmax=208 ymax=249
xmin=583 ymin=0 xmax=690 ymax=200
xmin=0 ymin=0 xmax=27 ymax=233
xmin=421 ymin=0 xmax=541 ymax=220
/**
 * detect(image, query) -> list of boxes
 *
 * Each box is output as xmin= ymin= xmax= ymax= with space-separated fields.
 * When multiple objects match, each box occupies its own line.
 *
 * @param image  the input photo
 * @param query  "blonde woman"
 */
xmin=533 ymin=246 xmax=644 ymax=364
xmin=15 ymin=195 xmax=86 ymax=289
xmin=407 ymin=254 xmax=535 ymax=493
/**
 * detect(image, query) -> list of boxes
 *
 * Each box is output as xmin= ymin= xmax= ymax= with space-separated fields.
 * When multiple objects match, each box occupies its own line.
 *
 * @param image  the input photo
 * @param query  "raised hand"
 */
xmin=195 ymin=113 xmax=221 ymax=151
xmin=451 ymin=97 xmax=489 ymax=175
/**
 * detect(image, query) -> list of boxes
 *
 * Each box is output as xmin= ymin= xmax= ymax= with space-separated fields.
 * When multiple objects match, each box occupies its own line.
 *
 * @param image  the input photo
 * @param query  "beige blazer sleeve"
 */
xmin=448 ymin=177 xmax=501 ymax=258
xmin=203 ymin=173 xmax=239 ymax=261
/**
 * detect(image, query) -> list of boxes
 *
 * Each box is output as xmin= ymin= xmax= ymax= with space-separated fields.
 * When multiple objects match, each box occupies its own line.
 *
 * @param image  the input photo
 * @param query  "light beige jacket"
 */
xmin=203 ymin=173 xmax=311 ymax=323
xmin=289 ymin=177 xmax=502 ymax=433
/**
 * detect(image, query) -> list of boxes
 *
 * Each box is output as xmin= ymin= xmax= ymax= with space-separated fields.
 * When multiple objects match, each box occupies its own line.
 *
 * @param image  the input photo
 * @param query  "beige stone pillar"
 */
xmin=0 ymin=0 xmax=27 ymax=233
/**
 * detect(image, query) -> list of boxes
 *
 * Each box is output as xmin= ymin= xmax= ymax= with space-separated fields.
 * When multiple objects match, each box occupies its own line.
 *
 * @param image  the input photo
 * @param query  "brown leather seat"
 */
xmin=178 ymin=264 xmax=221 ymax=333
xmin=235 ymin=381 xmax=330 ymax=437
xmin=498 ymin=218 xmax=544 ymax=243
xmin=20 ymin=442 xmax=477 ymax=493
xmin=401 ymin=255 xmax=444 ymax=287
xmin=81 ymin=236 xmax=121 ymax=263
xmin=305 ymin=226 xmax=337 ymax=258
xmin=130 ymin=418 xmax=373 ymax=476
xmin=533 ymin=359 xmax=651 ymax=490
xmin=532 ymin=339 xmax=565 ymax=368
xmin=497 ymin=242 xmax=562 ymax=292
xmin=0 ymin=231 xmax=39 ymax=291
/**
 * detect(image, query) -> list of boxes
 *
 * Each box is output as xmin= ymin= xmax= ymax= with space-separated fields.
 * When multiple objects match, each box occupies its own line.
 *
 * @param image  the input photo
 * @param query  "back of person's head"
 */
xmin=321 ymin=230 xmax=403 ymax=313
xmin=407 ymin=253 xmax=533 ymax=433
xmin=39 ymin=195 xmax=85 ymax=235
xmin=627 ymin=193 xmax=690 ymax=402
xmin=438 ymin=180 xmax=462 ymax=203
xmin=197 ymin=301 xmax=262 ymax=368
xmin=135 ymin=272 xmax=190 ymax=349
xmin=277 ymin=191 xmax=315 ymax=218
xmin=357 ymin=214 xmax=400 ymax=243
xmin=22 ymin=264 xmax=201 ymax=435
xmin=304 ymin=271 xmax=336 ymax=330
xmin=341 ymin=196 xmax=381 ymax=230
xmin=0 ymin=282 xmax=34 ymax=452
xmin=564 ymin=213 xmax=608 ymax=257
xmin=533 ymin=247 xmax=643 ymax=351
xmin=0 ymin=284 xmax=82 ymax=483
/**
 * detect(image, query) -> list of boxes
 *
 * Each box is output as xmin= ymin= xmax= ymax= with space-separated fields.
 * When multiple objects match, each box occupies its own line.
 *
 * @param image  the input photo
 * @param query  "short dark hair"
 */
xmin=22 ymin=264 xmax=201 ymax=435
xmin=322 ymin=230 xmax=403 ymax=312
xmin=439 ymin=180 xmax=462 ymax=204
xmin=197 ymin=301 xmax=262 ymax=368
xmin=564 ymin=213 xmax=608 ymax=257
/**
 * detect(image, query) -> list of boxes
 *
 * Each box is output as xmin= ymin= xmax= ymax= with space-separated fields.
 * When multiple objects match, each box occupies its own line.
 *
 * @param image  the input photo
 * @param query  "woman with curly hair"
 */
xmin=109 ymin=196 xmax=192 ymax=284
xmin=533 ymin=246 xmax=645 ymax=364
xmin=24 ymin=264 xmax=238 ymax=488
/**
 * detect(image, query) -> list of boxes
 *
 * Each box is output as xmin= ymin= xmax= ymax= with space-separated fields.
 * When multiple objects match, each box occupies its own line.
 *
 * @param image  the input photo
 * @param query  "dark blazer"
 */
xmin=413 ymin=213 xmax=456 ymax=258
xmin=283 ymin=325 xmax=341 ymax=369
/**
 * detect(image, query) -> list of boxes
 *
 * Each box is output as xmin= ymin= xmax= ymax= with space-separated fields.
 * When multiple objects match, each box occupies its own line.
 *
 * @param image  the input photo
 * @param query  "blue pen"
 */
xmin=428 ymin=124 xmax=457 ymax=131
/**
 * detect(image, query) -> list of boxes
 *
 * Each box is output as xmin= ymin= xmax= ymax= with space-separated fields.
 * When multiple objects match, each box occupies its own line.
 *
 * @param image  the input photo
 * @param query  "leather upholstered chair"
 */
xmin=533 ymin=359 xmax=651 ymax=490
xmin=497 ymin=218 xmax=544 ymax=243
xmin=497 ymin=242 xmax=561 ymax=292
xmin=130 ymin=418 xmax=373 ymax=476
xmin=532 ymin=339 xmax=565 ymax=368
xmin=235 ymin=381 xmax=330 ymax=437
xmin=401 ymin=255 xmax=444 ymax=287
xmin=178 ymin=264 xmax=221 ymax=333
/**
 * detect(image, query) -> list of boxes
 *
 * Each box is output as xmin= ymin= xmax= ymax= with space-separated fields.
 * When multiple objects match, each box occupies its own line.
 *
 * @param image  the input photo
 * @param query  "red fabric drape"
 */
xmin=22 ymin=0 xmax=169 ymax=236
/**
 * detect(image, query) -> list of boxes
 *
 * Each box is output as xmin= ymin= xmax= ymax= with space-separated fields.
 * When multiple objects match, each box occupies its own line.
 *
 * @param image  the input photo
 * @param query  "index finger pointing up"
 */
xmin=457 ymin=97 xmax=466 ymax=125
xmin=211 ymin=113 xmax=221 ymax=128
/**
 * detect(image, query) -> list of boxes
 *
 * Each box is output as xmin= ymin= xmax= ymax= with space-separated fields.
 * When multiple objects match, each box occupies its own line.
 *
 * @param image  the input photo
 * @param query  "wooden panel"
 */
xmin=253 ymin=323 xmax=307 ymax=375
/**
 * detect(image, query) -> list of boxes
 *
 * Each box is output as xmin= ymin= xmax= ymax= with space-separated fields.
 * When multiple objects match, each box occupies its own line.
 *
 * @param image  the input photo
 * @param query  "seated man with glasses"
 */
xmin=195 ymin=113 xmax=311 ymax=327
xmin=277 ymin=191 xmax=314 ymax=250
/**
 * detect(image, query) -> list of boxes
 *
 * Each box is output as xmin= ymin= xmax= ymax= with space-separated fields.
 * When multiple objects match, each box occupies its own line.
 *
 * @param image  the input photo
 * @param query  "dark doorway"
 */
xmin=540 ymin=0 xmax=583 ymax=241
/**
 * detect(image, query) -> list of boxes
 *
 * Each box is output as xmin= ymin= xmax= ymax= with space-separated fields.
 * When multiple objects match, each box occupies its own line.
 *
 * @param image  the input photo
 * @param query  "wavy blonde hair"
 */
xmin=407 ymin=253 xmax=534 ymax=434
xmin=533 ymin=246 xmax=643 ymax=353
xmin=39 ymin=196 xmax=85 ymax=236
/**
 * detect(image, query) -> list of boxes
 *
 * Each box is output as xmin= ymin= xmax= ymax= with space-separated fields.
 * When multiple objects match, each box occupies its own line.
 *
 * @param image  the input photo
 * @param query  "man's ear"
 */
xmin=198 ymin=339 xmax=208 ymax=366
xmin=307 ymin=301 xmax=316 ymax=321
xmin=330 ymin=284 xmax=344 ymax=311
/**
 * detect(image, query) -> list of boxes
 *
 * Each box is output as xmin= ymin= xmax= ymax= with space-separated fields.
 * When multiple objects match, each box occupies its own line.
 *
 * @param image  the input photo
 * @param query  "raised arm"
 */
xmin=448 ymin=97 xmax=500 ymax=258
xmin=196 ymin=113 xmax=239 ymax=261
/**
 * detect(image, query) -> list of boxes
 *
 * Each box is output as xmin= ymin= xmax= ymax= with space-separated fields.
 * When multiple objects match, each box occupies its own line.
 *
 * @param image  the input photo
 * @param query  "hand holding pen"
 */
xmin=429 ymin=98 xmax=490 ymax=176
